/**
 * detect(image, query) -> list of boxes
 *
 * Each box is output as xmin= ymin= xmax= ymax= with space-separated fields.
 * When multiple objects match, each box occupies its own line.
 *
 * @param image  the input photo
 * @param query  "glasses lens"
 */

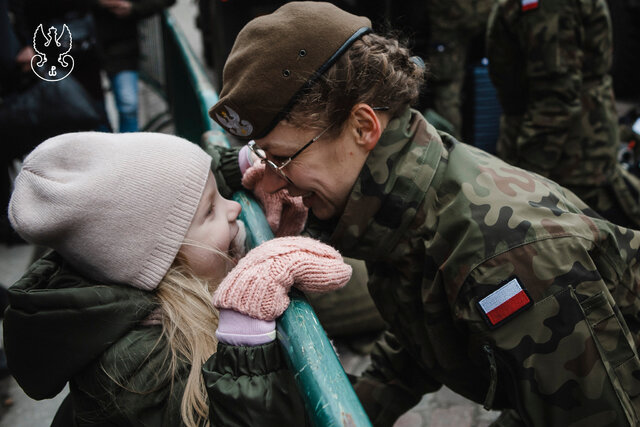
xmin=249 ymin=142 xmax=292 ymax=183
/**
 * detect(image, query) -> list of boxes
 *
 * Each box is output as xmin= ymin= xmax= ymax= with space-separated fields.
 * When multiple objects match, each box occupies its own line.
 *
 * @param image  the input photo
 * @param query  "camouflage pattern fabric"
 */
xmin=425 ymin=0 xmax=494 ymax=137
xmin=487 ymin=0 xmax=640 ymax=230
xmin=305 ymin=257 xmax=385 ymax=339
xmin=307 ymin=107 xmax=640 ymax=426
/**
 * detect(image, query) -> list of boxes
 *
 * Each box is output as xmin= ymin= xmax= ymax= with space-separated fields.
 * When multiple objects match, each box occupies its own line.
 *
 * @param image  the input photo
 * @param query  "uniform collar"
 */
xmin=328 ymin=107 xmax=444 ymax=259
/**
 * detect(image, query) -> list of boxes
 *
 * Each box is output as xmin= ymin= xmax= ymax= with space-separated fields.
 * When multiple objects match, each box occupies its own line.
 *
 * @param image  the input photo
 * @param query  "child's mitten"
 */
xmin=212 ymin=236 xmax=352 ymax=321
xmin=241 ymin=162 xmax=308 ymax=237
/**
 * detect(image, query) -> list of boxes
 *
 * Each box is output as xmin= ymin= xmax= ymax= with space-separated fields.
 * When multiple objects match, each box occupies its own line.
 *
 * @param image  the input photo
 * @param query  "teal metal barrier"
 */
xmin=161 ymin=11 xmax=220 ymax=143
xmin=159 ymin=11 xmax=372 ymax=427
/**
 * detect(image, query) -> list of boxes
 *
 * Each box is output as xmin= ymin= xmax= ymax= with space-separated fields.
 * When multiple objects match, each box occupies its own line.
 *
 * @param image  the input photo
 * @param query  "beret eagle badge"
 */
xmin=216 ymin=106 xmax=253 ymax=137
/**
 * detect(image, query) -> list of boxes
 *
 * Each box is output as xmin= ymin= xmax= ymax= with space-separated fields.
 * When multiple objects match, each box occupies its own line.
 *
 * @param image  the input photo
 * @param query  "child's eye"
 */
xmin=206 ymin=204 xmax=214 ymax=216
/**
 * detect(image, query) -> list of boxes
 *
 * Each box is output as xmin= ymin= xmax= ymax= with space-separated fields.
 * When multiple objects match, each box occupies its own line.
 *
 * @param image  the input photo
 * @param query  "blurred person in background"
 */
xmin=0 ymin=0 xmax=27 ymax=244
xmin=9 ymin=0 xmax=109 ymax=124
xmin=91 ymin=0 xmax=175 ymax=132
xmin=1 ymin=0 xmax=103 ymax=244
xmin=487 ymin=0 xmax=640 ymax=230
xmin=423 ymin=0 xmax=494 ymax=138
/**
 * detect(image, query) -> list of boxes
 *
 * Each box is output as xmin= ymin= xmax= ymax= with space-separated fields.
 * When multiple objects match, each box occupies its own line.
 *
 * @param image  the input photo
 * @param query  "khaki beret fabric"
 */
xmin=209 ymin=1 xmax=371 ymax=140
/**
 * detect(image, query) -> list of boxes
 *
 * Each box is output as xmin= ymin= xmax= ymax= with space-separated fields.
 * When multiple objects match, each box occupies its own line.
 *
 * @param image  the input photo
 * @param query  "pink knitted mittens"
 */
xmin=212 ymin=236 xmax=352 ymax=320
xmin=241 ymin=162 xmax=308 ymax=237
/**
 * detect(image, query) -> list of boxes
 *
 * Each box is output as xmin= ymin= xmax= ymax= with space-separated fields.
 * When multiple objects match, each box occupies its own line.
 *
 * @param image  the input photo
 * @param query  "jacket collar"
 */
xmin=328 ymin=108 xmax=444 ymax=259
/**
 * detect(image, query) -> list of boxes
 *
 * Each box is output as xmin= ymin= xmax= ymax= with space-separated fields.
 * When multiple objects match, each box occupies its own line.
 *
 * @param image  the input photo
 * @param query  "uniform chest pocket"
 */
xmin=579 ymin=289 xmax=640 ymax=424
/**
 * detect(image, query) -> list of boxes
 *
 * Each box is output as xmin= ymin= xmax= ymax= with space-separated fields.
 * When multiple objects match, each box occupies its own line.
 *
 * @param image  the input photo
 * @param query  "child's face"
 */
xmin=181 ymin=172 xmax=242 ymax=281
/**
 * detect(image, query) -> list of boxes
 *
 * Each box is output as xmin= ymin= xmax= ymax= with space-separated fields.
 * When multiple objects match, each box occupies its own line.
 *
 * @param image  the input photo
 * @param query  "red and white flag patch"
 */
xmin=521 ymin=0 xmax=539 ymax=11
xmin=477 ymin=277 xmax=532 ymax=328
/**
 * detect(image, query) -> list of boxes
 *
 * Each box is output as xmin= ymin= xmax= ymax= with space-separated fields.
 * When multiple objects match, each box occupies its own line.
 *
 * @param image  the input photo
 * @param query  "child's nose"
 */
xmin=228 ymin=200 xmax=242 ymax=221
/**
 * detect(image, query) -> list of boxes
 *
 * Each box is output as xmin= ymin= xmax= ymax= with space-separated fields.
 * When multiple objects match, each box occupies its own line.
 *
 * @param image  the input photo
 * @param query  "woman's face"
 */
xmin=255 ymin=121 xmax=371 ymax=220
xmin=181 ymin=172 xmax=242 ymax=281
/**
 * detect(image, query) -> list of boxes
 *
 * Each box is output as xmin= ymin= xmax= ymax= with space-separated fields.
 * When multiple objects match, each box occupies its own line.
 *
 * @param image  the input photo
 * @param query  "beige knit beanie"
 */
xmin=8 ymin=132 xmax=212 ymax=291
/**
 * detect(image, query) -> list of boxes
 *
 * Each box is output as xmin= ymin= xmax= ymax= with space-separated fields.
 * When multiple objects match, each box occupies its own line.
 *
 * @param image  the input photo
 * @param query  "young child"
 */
xmin=4 ymin=131 xmax=351 ymax=426
xmin=210 ymin=2 xmax=640 ymax=426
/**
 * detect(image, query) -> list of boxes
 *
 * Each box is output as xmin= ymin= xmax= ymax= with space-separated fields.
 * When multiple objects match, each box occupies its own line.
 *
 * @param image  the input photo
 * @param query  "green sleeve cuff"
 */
xmin=208 ymin=146 xmax=243 ymax=199
xmin=203 ymin=341 xmax=286 ymax=378
xmin=202 ymin=341 xmax=310 ymax=426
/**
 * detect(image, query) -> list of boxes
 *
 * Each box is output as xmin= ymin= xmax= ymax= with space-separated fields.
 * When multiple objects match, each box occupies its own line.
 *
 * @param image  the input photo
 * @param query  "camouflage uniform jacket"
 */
xmin=487 ymin=0 xmax=640 ymax=229
xmin=310 ymin=107 xmax=640 ymax=426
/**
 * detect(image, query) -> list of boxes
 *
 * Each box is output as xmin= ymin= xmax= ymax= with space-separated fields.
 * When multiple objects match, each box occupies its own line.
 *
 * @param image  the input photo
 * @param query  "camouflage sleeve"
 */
xmin=353 ymin=331 xmax=441 ymax=426
xmin=487 ymin=1 xmax=583 ymax=174
xmin=463 ymin=237 xmax=640 ymax=426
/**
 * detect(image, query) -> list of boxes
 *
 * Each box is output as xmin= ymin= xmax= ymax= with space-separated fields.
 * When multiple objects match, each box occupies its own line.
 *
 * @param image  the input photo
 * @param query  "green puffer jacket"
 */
xmin=306 ymin=107 xmax=640 ymax=426
xmin=3 ymin=251 xmax=307 ymax=426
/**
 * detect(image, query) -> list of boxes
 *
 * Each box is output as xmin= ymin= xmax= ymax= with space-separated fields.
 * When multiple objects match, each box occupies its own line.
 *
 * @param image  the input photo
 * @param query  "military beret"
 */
xmin=209 ymin=1 xmax=372 ymax=140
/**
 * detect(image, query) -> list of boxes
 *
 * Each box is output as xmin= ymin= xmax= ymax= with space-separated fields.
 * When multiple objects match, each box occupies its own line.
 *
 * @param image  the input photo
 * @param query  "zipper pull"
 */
xmin=483 ymin=344 xmax=497 ymax=410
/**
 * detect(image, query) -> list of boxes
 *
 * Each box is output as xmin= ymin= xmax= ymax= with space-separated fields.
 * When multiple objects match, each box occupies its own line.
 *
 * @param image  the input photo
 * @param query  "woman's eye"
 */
xmin=206 ymin=205 xmax=214 ymax=216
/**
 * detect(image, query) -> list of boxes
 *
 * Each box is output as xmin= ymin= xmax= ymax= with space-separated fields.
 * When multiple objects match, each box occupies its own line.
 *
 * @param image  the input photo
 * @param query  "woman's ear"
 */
xmin=351 ymin=104 xmax=383 ymax=152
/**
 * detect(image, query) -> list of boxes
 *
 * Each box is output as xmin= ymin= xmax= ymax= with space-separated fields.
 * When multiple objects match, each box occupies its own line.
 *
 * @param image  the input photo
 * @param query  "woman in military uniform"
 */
xmin=211 ymin=2 xmax=640 ymax=425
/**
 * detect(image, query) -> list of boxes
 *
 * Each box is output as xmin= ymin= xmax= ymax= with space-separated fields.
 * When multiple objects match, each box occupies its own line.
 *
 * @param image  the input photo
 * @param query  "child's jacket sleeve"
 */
xmin=203 ymin=341 xmax=310 ymax=426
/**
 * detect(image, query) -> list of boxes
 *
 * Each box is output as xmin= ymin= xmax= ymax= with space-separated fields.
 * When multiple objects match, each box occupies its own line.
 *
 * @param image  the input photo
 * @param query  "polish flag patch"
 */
xmin=477 ymin=278 xmax=533 ymax=328
xmin=521 ymin=0 xmax=539 ymax=11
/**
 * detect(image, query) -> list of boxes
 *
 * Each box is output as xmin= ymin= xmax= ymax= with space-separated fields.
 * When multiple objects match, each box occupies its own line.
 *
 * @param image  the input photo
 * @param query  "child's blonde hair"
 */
xmin=155 ymin=244 xmax=235 ymax=427
xmin=156 ymin=266 xmax=216 ymax=426
xmin=98 ymin=224 xmax=239 ymax=426
xmin=97 ymin=258 xmax=221 ymax=426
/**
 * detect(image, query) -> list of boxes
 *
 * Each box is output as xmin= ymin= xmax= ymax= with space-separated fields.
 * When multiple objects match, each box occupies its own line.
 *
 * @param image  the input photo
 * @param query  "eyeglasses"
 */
xmin=248 ymin=106 xmax=389 ymax=185
xmin=248 ymin=124 xmax=333 ymax=185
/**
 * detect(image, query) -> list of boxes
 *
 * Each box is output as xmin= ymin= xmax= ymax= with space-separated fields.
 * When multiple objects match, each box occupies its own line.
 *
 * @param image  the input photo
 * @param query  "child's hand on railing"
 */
xmin=213 ymin=237 xmax=351 ymax=321
xmin=239 ymin=145 xmax=308 ymax=237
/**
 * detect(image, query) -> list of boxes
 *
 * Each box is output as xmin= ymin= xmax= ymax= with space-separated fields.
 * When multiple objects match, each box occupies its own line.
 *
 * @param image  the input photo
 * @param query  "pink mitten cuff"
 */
xmin=213 ymin=237 xmax=352 ymax=321
xmin=216 ymin=309 xmax=276 ymax=346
